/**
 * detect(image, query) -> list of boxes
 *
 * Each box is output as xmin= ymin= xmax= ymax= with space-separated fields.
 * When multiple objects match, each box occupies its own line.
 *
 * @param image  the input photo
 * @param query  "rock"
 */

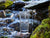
xmin=23 ymin=0 xmax=30 ymax=1
xmin=2 ymin=27 xmax=12 ymax=35
xmin=30 ymin=18 xmax=50 ymax=38
xmin=36 ymin=12 xmax=48 ymax=21
xmin=11 ymin=1 xmax=25 ymax=10
xmin=14 ymin=1 xmax=25 ymax=8
xmin=24 ymin=1 xmax=49 ymax=9
xmin=3 ymin=28 xmax=9 ymax=31
xmin=0 ymin=22 xmax=6 ymax=27
xmin=29 ymin=24 xmax=32 ymax=33
xmin=9 ymin=22 xmax=20 ymax=31
xmin=0 ymin=10 xmax=6 ymax=18
xmin=5 ymin=19 xmax=14 ymax=24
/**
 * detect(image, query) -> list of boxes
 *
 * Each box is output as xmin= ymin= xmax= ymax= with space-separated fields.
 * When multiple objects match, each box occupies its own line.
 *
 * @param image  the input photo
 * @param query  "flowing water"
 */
xmin=0 ymin=1 xmax=41 ymax=38
xmin=0 ymin=9 xmax=40 ymax=38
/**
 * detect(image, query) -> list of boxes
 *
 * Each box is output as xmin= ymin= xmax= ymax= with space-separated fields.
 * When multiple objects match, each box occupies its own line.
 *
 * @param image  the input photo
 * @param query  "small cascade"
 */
xmin=0 ymin=1 xmax=41 ymax=38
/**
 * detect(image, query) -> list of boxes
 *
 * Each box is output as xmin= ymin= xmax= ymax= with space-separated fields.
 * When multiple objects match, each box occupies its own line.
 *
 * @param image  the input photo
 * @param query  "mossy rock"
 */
xmin=30 ymin=18 xmax=50 ymax=38
xmin=0 ymin=1 xmax=13 ymax=10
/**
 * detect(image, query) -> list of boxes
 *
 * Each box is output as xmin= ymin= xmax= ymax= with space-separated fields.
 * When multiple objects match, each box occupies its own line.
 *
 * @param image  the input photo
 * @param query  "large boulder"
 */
xmin=24 ymin=1 xmax=49 ymax=21
xmin=30 ymin=18 xmax=50 ymax=38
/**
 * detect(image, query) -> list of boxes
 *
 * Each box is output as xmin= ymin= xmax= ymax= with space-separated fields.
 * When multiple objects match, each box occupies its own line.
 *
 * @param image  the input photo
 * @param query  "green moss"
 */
xmin=30 ymin=18 xmax=50 ymax=38
xmin=0 ymin=1 xmax=13 ymax=10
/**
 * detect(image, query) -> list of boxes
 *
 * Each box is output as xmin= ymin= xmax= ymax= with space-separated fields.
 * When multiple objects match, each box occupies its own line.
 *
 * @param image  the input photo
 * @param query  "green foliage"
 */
xmin=0 ymin=0 xmax=13 ymax=10
xmin=30 ymin=18 xmax=50 ymax=38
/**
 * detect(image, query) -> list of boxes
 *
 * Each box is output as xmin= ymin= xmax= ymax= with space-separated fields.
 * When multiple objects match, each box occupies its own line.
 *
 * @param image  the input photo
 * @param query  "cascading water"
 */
xmin=0 ymin=1 xmax=41 ymax=38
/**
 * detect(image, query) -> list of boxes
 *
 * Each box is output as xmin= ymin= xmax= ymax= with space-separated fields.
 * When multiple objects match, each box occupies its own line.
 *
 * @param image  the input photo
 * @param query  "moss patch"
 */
xmin=0 ymin=1 xmax=13 ymax=10
xmin=30 ymin=18 xmax=50 ymax=38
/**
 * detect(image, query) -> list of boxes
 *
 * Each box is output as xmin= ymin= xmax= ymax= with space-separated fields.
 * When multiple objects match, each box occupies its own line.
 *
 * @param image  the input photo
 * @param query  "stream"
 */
xmin=0 ymin=1 xmax=41 ymax=38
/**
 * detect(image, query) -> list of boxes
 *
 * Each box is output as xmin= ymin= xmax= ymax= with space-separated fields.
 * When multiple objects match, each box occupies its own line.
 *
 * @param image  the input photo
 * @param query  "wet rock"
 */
xmin=5 ymin=19 xmax=14 ymax=24
xmin=0 ymin=22 xmax=6 ymax=27
xmin=0 ymin=10 xmax=6 ymax=18
xmin=10 ymin=1 xmax=25 ymax=10
xmin=1 ymin=32 xmax=11 ymax=35
xmin=30 ymin=18 xmax=50 ymax=38
xmin=9 ymin=22 xmax=20 ymax=31
xmin=24 ymin=1 xmax=49 ymax=20
xmin=24 ymin=1 xmax=49 ymax=9
xmin=29 ymin=24 xmax=32 ymax=33
xmin=14 ymin=1 xmax=25 ymax=8
xmin=2 ymin=28 xmax=11 ymax=35
xmin=36 ymin=12 xmax=48 ymax=21
xmin=3 ymin=28 xmax=9 ymax=31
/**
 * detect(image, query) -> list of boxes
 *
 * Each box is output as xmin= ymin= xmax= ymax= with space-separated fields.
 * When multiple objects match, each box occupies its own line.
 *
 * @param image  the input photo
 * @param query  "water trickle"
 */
xmin=22 ymin=7 xmax=26 ymax=11
xmin=0 ymin=2 xmax=41 ymax=38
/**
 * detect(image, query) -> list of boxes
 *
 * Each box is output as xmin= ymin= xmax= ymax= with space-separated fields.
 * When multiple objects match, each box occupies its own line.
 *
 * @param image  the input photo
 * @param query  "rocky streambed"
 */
xmin=0 ymin=1 xmax=49 ymax=38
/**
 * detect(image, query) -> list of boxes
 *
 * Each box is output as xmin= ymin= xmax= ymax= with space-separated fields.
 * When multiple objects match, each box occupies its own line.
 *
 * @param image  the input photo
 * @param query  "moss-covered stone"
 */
xmin=30 ymin=18 xmax=50 ymax=38
xmin=0 ymin=1 xmax=13 ymax=10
